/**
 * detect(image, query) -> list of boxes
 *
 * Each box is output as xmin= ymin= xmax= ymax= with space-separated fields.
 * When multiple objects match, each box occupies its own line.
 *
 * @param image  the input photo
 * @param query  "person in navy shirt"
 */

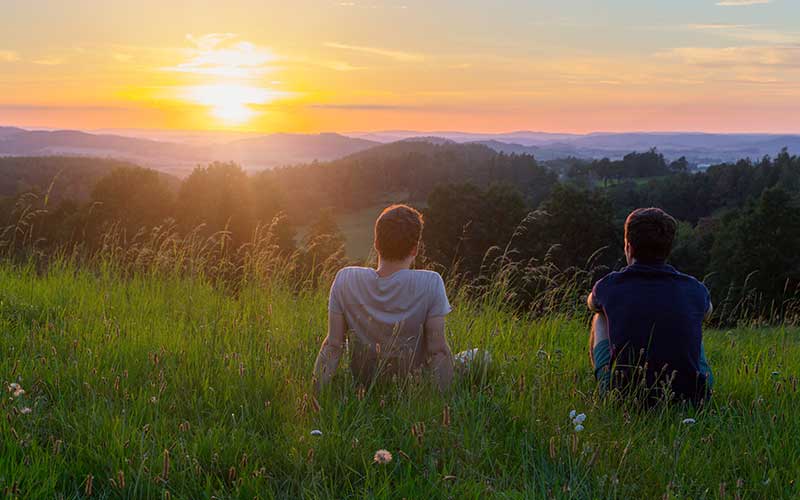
xmin=588 ymin=207 xmax=713 ymax=403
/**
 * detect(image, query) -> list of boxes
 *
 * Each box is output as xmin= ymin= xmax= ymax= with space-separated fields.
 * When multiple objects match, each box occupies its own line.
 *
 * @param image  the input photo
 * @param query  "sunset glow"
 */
xmin=2 ymin=0 xmax=800 ymax=133
xmin=183 ymin=84 xmax=287 ymax=125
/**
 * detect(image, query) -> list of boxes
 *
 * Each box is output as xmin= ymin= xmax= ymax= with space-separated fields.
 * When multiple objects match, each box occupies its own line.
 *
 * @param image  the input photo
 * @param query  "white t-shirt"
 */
xmin=328 ymin=266 xmax=452 ymax=382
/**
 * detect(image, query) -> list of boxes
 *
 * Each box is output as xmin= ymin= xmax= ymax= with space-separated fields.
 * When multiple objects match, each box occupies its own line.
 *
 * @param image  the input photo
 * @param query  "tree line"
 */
xmin=2 ymin=144 xmax=799 ymax=322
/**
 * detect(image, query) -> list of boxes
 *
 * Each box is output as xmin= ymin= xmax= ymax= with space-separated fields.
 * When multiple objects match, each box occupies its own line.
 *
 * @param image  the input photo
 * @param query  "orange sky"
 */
xmin=2 ymin=0 xmax=799 ymax=133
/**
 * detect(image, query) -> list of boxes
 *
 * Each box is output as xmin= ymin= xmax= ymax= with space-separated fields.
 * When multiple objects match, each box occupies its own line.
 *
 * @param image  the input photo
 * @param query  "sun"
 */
xmin=184 ymin=84 xmax=284 ymax=126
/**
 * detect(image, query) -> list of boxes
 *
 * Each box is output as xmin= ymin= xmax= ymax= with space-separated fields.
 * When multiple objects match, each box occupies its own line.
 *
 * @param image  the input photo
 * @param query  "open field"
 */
xmin=297 ymin=193 xmax=424 ymax=260
xmin=1 ymin=263 xmax=799 ymax=499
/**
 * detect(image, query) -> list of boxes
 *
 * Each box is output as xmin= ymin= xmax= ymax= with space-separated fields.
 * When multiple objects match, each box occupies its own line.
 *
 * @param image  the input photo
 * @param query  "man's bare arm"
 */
xmin=424 ymin=315 xmax=454 ymax=392
xmin=705 ymin=301 xmax=714 ymax=322
xmin=587 ymin=292 xmax=601 ymax=313
xmin=313 ymin=311 xmax=347 ymax=393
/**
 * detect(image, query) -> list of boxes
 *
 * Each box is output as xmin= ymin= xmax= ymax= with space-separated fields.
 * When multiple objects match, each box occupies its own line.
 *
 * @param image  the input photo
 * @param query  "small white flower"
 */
xmin=310 ymin=429 xmax=323 ymax=437
xmin=150 ymin=396 xmax=158 ymax=404
xmin=569 ymin=410 xmax=577 ymax=420
xmin=771 ymin=371 xmax=780 ymax=377
xmin=572 ymin=413 xmax=586 ymax=425
xmin=20 ymin=407 xmax=32 ymax=415
xmin=373 ymin=449 xmax=393 ymax=464
xmin=574 ymin=424 xmax=584 ymax=432
xmin=12 ymin=388 xmax=25 ymax=398
xmin=455 ymin=348 xmax=492 ymax=367
xmin=8 ymin=383 xmax=20 ymax=393
xmin=681 ymin=418 xmax=696 ymax=425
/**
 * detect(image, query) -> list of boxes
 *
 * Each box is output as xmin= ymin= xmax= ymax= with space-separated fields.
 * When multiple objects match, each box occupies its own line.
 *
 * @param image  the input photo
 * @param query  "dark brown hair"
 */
xmin=624 ymin=207 xmax=677 ymax=263
xmin=374 ymin=204 xmax=424 ymax=261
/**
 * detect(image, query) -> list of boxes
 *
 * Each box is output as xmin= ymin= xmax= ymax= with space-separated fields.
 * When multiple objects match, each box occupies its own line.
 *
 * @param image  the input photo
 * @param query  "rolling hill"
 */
xmin=0 ymin=128 xmax=380 ymax=175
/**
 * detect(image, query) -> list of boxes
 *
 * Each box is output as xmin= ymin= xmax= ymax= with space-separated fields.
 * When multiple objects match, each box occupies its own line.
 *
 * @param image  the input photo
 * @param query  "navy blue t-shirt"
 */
xmin=590 ymin=261 xmax=711 ymax=400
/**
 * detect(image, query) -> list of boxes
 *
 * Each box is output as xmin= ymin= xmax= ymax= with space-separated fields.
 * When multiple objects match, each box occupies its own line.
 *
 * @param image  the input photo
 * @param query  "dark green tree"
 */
xmin=423 ymin=183 xmax=528 ymax=275
xmin=176 ymin=162 xmax=255 ymax=245
xmin=300 ymin=208 xmax=346 ymax=273
xmin=519 ymin=184 xmax=619 ymax=269
xmin=709 ymin=187 xmax=800 ymax=311
xmin=90 ymin=166 xmax=174 ymax=236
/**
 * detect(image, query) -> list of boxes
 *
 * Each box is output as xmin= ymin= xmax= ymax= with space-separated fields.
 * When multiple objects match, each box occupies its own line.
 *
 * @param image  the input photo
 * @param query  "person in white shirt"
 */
xmin=313 ymin=204 xmax=454 ymax=392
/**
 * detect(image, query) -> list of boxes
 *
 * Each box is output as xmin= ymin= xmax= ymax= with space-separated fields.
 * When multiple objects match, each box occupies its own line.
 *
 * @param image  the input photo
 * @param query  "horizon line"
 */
xmin=4 ymin=124 xmax=800 ymax=138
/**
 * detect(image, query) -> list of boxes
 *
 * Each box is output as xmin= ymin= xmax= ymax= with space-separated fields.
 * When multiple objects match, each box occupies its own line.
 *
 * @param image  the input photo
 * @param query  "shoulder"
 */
xmin=335 ymin=266 xmax=372 ymax=278
xmin=593 ymin=270 xmax=623 ymax=292
xmin=667 ymin=266 xmax=709 ymax=291
xmin=333 ymin=266 xmax=372 ymax=286
xmin=411 ymin=269 xmax=446 ymax=286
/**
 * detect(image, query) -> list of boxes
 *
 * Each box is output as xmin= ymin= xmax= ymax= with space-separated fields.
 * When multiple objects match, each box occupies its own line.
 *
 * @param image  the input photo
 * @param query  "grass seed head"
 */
xmin=162 ymin=449 xmax=170 ymax=481
xmin=84 ymin=474 xmax=93 ymax=496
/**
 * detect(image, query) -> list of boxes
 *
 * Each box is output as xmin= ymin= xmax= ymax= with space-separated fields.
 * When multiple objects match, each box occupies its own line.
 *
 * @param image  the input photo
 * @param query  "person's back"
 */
xmin=313 ymin=205 xmax=454 ymax=392
xmin=589 ymin=208 xmax=713 ymax=403
xmin=328 ymin=266 xmax=451 ymax=383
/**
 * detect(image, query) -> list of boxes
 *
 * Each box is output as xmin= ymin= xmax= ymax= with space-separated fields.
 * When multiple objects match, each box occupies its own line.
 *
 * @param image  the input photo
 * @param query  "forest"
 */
xmin=2 ymin=142 xmax=799 ymax=323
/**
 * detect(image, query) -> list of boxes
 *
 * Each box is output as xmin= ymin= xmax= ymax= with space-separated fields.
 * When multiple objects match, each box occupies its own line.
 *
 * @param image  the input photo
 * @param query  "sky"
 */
xmin=1 ymin=0 xmax=800 ymax=134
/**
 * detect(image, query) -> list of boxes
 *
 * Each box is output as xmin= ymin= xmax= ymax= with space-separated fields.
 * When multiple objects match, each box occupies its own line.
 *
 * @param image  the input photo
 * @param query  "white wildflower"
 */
xmin=12 ymin=388 xmax=25 ymax=398
xmin=373 ymin=449 xmax=393 ymax=464
xmin=310 ymin=429 xmax=323 ymax=437
xmin=455 ymin=348 xmax=492 ymax=367
xmin=574 ymin=424 xmax=584 ymax=432
xmin=20 ymin=407 xmax=32 ymax=415
xmin=681 ymin=418 xmax=696 ymax=425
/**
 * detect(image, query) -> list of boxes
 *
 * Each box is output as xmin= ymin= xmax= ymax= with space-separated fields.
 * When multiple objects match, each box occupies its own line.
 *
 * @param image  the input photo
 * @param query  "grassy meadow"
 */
xmin=1 ymin=262 xmax=799 ymax=499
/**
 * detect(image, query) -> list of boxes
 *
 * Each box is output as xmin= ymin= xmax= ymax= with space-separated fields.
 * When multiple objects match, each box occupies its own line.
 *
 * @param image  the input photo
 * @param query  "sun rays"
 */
xmin=167 ymin=34 xmax=290 ymax=127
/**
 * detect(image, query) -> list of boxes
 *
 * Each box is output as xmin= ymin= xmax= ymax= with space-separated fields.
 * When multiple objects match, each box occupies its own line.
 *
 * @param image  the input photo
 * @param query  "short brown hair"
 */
xmin=624 ymin=208 xmax=677 ymax=263
xmin=374 ymin=204 xmax=423 ymax=261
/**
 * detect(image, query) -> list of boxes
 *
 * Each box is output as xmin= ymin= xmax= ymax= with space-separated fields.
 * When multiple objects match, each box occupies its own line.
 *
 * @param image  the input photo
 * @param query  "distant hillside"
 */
xmin=0 ymin=126 xmax=26 ymax=138
xmin=352 ymin=130 xmax=800 ymax=163
xmin=0 ymin=128 xmax=380 ymax=175
xmin=0 ymin=156 xmax=178 ymax=204
xmin=210 ymin=133 xmax=378 ymax=168
xmin=470 ymin=140 xmax=540 ymax=156
xmin=258 ymin=140 xmax=555 ymax=224
xmin=5 ymin=126 xmax=800 ymax=174
xmin=0 ymin=129 xmax=196 ymax=159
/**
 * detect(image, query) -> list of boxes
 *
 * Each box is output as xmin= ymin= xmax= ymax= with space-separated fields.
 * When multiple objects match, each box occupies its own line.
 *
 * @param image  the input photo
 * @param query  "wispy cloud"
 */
xmin=309 ymin=103 xmax=412 ymax=110
xmin=32 ymin=57 xmax=66 ymax=66
xmin=684 ymin=23 xmax=800 ymax=44
xmin=716 ymin=0 xmax=772 ymax=6
xmin=686 ymin=23 xmax=754 ymax=30
xmin=334 ymin=1 xmax=408 ymax=8
xmin=164 ymin=33 xmax=277 ymax=78
xmin=324 ymin=42 xmax=424 ymax=62
xmin=320 ymin=60 xmax=365 ymax=71
xmin=0 ymin=50 xmax=20 ymax=63
xmin=658 ymin=46 xmax=800 ymax=67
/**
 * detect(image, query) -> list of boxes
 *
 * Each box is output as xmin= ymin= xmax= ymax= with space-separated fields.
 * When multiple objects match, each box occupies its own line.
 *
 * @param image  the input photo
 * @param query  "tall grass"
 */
xmin=1 ymin=200 xmax=799 ymax=498
xmin=1 ymin=262 xmax=799 ymax=498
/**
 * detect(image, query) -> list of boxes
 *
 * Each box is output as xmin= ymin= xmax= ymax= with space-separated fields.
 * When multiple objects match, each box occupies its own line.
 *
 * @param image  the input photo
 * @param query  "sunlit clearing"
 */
xmin=184 ymin=84 xmax=284 ymax=126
